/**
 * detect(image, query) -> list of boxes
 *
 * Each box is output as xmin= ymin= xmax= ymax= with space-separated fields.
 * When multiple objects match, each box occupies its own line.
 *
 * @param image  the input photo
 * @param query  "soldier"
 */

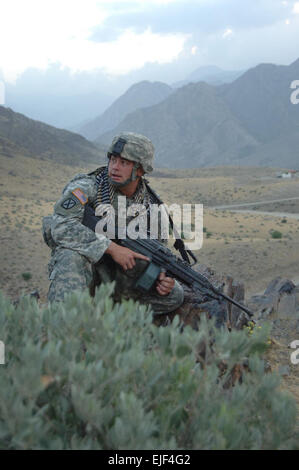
xmin=42 ymin=132 xmax=184 ymax=315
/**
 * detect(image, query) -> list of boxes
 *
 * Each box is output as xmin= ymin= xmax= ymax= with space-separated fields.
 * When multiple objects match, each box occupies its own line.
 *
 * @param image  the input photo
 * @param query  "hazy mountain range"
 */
xmin=76 ymin=81 xmax=173 ymax=140
xmin=1 ymin=59 xmax=298 ymax=169
xmin=97 ymin=82 xmax=258 ymax=167
xmin=172 ymin=65 xmax=244 ymax=88
xmin=92 ymin=58 xmax=299 ymax=168
xmin=4 ymin=65 xmax=241 ymax=131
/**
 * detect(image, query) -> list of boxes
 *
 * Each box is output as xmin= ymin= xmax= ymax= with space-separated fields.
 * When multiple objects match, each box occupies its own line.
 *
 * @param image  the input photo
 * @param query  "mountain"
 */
xmin=219 ymin=59 xmax=299 ymax=143
xmin=95 ymin=58 xmax=299 ymax=169
xmin=0 ymin=105 xmax=106 ymax=165
xmin=97 ymin=82 xmax=258 ymax=168
xmin=241 ymin=131 xmax=299 ymax=168
xmin=78 ymin=81 xmax=173 ymax=141
xmin=172 ymin=65 xmax=245 ymax=88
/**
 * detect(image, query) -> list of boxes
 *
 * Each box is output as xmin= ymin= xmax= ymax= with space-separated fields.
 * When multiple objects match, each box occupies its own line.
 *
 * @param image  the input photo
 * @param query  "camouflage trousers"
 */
xmin=47 ymin=249 xmax=184 ymax=315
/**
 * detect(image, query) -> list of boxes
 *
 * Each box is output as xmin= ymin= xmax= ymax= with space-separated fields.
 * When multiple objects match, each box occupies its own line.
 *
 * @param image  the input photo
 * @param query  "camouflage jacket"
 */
xmin=43 ymin=168 xmax=162 ymax=264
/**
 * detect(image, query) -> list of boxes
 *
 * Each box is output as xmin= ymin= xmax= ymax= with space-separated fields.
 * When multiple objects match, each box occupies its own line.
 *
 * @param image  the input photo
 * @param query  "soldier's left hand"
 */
xmin=156 ymin=271 xmax=175 ymax=296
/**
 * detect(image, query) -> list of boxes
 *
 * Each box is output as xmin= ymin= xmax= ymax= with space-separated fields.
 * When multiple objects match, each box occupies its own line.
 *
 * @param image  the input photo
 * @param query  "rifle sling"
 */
xmin=144 ymin=182 xmax=196 ymax=265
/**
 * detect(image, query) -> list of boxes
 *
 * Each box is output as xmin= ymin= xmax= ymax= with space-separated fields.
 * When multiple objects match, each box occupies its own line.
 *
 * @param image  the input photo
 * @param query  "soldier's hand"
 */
xmin=156 ymin=270 xmax=175 ymax=296
xmin=105 ymin=241 xmax=150 ymax=270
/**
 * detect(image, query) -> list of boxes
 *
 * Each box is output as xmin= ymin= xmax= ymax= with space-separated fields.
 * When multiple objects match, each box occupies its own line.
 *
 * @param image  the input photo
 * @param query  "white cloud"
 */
xmin=293 ymin=2 xmax=299 ymax=14
xmin=0 ymin=0 xmax=187 ymax=82
xmin=222 ymin=28 xmax=234 ymax=39
xmin=56 ymin=28 xmax=187 ymax=76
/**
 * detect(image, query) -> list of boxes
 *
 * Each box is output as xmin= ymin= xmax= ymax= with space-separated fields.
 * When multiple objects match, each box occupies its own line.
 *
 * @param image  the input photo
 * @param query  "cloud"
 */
xmin=61 ymin=28 xmax=187 ymax=75
xmin=222 ymin=28 xmax=234 ymax=39
xmin=93 ymin=0 xmax=294 ymax=37
xmin=0 ymin=0 xmax=187 ymax=82
xmin=195 ymin=13 xmax=299 ymax=70
xmin=1 ymin=0 xmax=299 ymax=86
xmin=293 ymin=2 xmax=299 ymax=14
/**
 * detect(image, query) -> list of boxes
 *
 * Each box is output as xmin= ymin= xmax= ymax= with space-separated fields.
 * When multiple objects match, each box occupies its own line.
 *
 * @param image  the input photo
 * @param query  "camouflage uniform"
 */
xmin=43 ymin=133 xmax=184 ymax=314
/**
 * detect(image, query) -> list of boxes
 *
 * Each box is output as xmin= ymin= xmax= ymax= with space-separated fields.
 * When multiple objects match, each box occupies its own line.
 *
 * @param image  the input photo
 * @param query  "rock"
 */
xmin=277 ymin=294 xmax=296 ymax=318
xmin=264 ymin=277 xmax=295 ymax=296
xmin=230 ymin=279 xmax=247 ymax=329
xmin=247 ymin=293 xmax=278 ymax=320
xmin=294 ymin=285 xmax=299 ymax=305
xmin=248 ymin=277 xmax=298 ymax=320
xmin=278 ymin=365 xmax=290 ymax=377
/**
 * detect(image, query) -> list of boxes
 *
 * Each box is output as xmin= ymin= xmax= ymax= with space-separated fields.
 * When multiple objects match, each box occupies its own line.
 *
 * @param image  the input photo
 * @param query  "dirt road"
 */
xmin=212 ymin=196 xmax=299 ymax=210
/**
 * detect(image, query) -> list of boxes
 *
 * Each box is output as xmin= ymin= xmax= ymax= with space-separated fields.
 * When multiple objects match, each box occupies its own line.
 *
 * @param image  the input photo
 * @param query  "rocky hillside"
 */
xmin=219 ymin=59 xmax=299 ymax=143
xmin=97 ymin=82 xmax=258 ymax=168
xmin=95 ymin=58 xmax=299 ymax=169
xmin=78 ymin=80 xmax=173 ymax=140
xmin=0 ymin=105 xmax=106 ymax=165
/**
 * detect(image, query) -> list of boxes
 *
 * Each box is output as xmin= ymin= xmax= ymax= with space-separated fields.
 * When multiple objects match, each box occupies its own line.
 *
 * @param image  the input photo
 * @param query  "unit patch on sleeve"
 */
xmin=61 ymin=198 xmax=77 ymax=210
xmin=71 ymin=188 xmax=88 ymax=205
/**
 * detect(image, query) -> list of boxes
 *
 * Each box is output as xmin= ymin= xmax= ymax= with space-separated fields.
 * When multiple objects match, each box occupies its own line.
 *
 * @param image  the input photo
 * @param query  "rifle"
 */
xmin=82 ymin=205 xmax=254 ymax=318
xmin=117 ymin=236 xmax=253 ymax=318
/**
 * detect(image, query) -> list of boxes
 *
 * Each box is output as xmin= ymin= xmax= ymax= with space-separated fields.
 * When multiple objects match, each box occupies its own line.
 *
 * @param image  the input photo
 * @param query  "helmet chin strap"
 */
xmin=108 ymin=162 xmax=140 ymax=187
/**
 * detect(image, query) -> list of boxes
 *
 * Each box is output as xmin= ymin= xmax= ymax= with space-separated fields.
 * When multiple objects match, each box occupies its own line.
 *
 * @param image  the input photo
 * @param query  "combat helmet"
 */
xmin=107 ymin=132 xmax=154 ymax=173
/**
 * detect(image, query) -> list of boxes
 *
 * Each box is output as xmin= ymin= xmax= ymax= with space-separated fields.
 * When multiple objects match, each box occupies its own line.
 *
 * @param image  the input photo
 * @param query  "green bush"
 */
xmin=271 ymin=231 xmax=283 ymax=239
xmin=21 ymin=272 xmax=32 ymax=281
xmin=0 ymin=284 xmax=297 ymax=450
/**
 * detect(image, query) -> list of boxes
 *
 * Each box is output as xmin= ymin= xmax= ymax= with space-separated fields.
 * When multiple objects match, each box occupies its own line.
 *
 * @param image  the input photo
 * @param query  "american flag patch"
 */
xmin=71 ymin=188 xmax=88 ymax=205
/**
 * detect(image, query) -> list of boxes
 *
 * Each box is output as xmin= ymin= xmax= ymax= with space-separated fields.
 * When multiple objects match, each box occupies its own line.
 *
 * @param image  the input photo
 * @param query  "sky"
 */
xmin=1 ymin=0 xmax=299 ymax=82
xmin=1 ymin=0 xmax=299 ymax=119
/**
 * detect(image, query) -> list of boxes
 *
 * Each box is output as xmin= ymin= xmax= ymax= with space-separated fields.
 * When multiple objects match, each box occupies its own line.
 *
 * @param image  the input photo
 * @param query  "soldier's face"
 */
xmin=108 ymin=155 xmax=135 ymax=184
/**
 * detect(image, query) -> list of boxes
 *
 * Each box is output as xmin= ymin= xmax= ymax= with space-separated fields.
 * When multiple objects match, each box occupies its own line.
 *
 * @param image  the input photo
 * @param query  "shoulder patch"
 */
xmin=71 ymin=188 xmax=88 ymax=205
xmin=61 ymin=197 xmax=77 ymax=210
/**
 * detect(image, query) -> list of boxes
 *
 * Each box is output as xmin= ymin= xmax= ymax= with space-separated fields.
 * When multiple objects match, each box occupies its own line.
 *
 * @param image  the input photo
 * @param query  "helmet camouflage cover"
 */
xmin=108 ymin=132 xmax=154 ymax=173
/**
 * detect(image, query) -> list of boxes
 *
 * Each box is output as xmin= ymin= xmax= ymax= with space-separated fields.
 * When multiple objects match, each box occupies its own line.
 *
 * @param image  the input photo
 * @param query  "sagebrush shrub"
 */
xmin=0 ymin=284 xmax=297 ymax=450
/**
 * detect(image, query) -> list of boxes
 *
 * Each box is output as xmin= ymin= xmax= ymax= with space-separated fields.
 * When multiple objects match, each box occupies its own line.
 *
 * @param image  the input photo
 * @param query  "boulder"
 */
xmin=248 ymin=277 xmax=298 ymax=320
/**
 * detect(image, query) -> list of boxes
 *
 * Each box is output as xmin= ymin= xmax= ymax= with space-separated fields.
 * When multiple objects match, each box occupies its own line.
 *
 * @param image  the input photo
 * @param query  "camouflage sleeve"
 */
xmin=51 ymin=174 xmax=111 ymax=263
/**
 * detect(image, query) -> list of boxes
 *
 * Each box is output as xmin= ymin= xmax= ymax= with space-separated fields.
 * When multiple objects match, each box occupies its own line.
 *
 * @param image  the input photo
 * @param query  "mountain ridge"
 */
xmin=95 ymin=58 xmax=299 ymax=169
xmin=78 ymin=80 xmax=173 ymax=140
xmin=0 ymin=105 xmax=106 ymax=165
